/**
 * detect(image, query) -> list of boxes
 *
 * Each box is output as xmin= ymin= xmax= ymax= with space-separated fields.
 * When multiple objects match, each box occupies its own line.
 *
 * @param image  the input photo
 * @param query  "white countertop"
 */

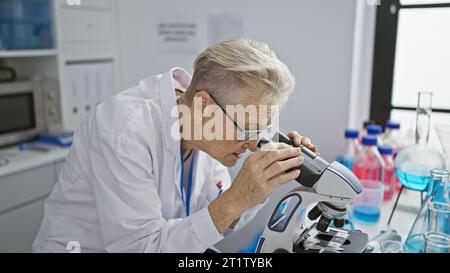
xmin=0 ymin=145 xmax=69 ymax=178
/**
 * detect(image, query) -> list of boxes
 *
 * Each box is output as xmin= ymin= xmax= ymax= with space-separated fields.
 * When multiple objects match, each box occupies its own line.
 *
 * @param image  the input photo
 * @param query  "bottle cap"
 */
xmin=386 ymin=120 xmax=400 ymax=129
xmin=345 ymin=129 xmax=359 ymax=139
xmin=378 ymin=145 xmax=393 ymax=155
xmin=362 ymin=135 xmax=378 ymax=146
xmin=367 ymin=124 xmax=382 ymax=135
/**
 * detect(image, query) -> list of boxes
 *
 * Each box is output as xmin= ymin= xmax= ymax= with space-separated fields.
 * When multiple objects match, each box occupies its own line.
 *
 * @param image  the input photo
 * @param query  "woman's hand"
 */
xmin=287 ymin=131 xmax=319 ymax=154
xmin=209 ymin=143 xmax=303 ymax=233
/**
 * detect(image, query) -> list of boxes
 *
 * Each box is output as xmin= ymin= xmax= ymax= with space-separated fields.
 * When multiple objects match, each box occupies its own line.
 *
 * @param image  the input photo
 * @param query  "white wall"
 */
xmin=117 ymin=0 xmax=359 ymax=162
xmin=117 ymin=0 xmax=368 ymax=252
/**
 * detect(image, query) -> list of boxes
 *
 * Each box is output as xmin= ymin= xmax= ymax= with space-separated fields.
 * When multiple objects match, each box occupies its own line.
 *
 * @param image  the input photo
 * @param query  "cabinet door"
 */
xmin=0 ymin=161 xmax=63 ymax=253
xmin=59 ymin=8 xmax=114 ymax=43
xmin=0 ymin=198 xmax=46 ymax=253
xmin=0 ymin=164 xmax=55 ymax=213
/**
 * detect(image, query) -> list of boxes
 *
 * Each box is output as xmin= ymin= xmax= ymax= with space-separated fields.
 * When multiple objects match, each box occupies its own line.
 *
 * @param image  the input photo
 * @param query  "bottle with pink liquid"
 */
xmin=352 ymin=135 xmax=385 ymax=183
xmin=378 ymin=145 xmax=396 ymax=201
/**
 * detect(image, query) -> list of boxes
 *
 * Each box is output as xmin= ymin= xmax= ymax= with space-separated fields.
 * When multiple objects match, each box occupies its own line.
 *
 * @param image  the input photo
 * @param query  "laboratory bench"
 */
xmin=0 ymin=146 xmax=69 ymax=253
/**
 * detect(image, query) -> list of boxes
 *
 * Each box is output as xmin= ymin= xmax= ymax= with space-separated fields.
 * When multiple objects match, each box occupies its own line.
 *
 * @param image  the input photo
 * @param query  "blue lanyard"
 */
xmin=180 ymin=145 xmax=195 ymax=217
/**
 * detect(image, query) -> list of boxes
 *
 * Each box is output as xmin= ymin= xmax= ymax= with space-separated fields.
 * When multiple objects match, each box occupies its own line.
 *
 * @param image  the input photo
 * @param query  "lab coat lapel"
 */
xmin=158 ymin=67 xmax=193 ymax=214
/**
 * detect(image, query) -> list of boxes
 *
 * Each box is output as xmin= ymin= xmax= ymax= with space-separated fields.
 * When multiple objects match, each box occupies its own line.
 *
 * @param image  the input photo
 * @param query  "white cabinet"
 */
xmin=0 ymin=199 xmax=46 ymax=253
xmin=62 ymin=61 xmax=114 ymax=131
xmin=1 ymin=0 xmax=121 ymax=132
xmin=0 ymin=165 xmax=55 ymax=213
xmin=54 ymin=0 xmax=120 ymax=131
xmin=59 ymin=8 xmax=114 ymax=44
xmin=0 ymin=160 xmax=64 ymax=253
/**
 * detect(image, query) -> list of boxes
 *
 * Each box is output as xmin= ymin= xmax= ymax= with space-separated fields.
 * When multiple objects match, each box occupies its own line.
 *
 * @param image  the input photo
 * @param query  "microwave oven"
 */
xmin=0 ymin=79 xmax=62 ymax=148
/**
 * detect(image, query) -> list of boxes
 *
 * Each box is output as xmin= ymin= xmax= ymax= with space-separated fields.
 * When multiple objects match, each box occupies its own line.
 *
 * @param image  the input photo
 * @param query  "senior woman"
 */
xmin=33 ymin=39 xmax=317 ymax=253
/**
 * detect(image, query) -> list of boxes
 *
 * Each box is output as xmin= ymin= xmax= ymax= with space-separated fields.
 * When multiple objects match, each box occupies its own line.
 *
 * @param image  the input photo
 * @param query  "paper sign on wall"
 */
xmin=156 ymin=15 xmax=200 ymax=54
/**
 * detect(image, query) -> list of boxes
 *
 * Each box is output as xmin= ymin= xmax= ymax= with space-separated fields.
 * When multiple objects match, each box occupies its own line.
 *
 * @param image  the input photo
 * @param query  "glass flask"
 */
xmin=381 ymin=240 xmax=404 ymax=253
xmin=424 ymin=232 xmax=450 ymax=253
xmin=394 ymin=92 xmax=446 ymax=191
xmin=404 ymin=202 xmax=450 ymax=253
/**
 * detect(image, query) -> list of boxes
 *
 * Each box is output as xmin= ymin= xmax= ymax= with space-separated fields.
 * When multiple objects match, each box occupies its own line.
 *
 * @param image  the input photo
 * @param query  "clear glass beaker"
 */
xmin=424 ymin=232 xmax=450 ymax=253
xmin=404 ymin=202 xmax=450 ymax=253
xmin=351 ymin=180 xmax=384 ymax=224
xmin=427 ymin=169 xmax=449 ymax=204
xmin=395 ymin=92 xmax=446 ymax=191
xmin=381 ymin=240 xmax=404 ymax=253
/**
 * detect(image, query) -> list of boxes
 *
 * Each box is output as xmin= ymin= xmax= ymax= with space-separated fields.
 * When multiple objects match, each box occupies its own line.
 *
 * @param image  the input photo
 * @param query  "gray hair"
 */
xmin=185 ymin=39 xmax=295 ymax=106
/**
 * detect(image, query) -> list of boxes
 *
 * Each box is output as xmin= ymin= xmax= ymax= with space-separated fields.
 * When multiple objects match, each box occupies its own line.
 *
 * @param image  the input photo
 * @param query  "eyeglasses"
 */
xmin=207 ymin=93 xmax=272 ymax=141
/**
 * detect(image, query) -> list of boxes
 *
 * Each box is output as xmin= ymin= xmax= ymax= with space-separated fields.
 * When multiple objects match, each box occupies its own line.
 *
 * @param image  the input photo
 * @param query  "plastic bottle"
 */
xmin=358 ymin=120 xmax=376 ymax=144
xmin=352 ymin=135 xmax=385 ymax=224
xmin=352 ymin=135 xmax=385 ymax=182
xmin=336 ymin=129 xmax=361 ymax=170
xmin=367 ymin=124 xmax=383 ymax=145
xmin=378 ymin=145 xmax=396 ymax=201
xmin=381 ymin=121 xmax=403 ymax=156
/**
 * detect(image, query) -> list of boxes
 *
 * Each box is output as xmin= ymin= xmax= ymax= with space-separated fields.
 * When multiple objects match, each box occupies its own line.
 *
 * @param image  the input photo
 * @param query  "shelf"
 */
xmin=0 ymin=49 xmax=58 ymax=58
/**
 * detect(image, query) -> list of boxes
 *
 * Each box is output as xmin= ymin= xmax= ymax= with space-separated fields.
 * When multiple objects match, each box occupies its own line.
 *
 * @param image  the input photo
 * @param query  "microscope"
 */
xmin=255 ymin=132 xmax=369 ymax=253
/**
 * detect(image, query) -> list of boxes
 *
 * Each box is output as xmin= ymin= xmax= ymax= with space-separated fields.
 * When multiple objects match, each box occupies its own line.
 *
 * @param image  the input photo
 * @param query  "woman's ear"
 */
xmin=194 ymin=90 xmax=212 ymax=110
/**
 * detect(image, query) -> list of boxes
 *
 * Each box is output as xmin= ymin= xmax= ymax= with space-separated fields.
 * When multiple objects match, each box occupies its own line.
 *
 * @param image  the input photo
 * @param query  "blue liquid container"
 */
xmin=336 ymin=155 xmax=354 ymax=170
xmin=404 ymin=234 xmax=424 ymax=253
xmin=394 ymin=143 xmax=445 ymax=192
xmin=395 ymin=168 xmax=430 ymax=192
xmin=352 ymin=204 xmax=381 ymax=224
xmin=336 ymin=129 xmax=360 ymax=170
xmin=404 ymin=170 xmax=449 ymax=253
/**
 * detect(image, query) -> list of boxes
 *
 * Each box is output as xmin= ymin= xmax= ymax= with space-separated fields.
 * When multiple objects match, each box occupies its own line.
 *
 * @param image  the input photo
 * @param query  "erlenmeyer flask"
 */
xmin=404 ymin=202 xmax=450 ymax=253
xmin=404 ymin=169 xmax=449 ymax=253
xmin=395 ymin=92 xmax=446 ymax=191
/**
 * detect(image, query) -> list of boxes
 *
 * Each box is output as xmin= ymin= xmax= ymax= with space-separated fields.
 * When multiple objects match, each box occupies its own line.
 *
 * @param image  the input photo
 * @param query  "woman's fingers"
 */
xmin=268 ymin=169 xmax=301 ymax=188
xmin=264 ymin=155 xmax=304 ymax=180
xmin=259 ymin=147 xmax=301 ymax=169
xmin=288 ymin=131 xmax=318 ymax=153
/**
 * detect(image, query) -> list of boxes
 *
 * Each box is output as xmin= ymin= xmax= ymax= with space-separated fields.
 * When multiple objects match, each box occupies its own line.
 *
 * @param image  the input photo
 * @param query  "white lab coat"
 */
xmin=33 ymin=67 xmax=262 ymax=253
